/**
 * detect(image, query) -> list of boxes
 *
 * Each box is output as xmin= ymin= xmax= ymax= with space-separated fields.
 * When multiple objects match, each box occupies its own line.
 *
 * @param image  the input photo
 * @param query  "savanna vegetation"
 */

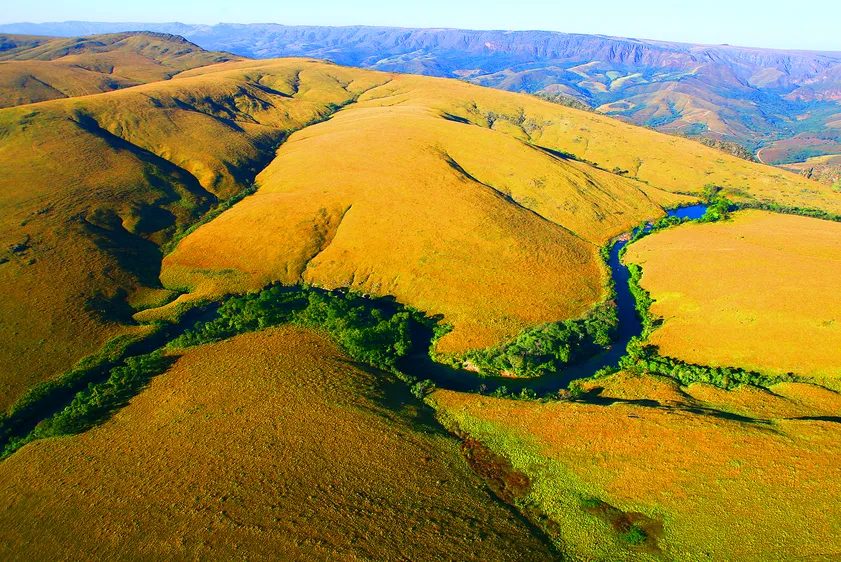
xmin=5 ymin=36 xmax=841 ymax=410
xmin=1 ymin=352 xmax=172 ymax=459
xmin=3 ymin=284 xmax=434 ymax=459
xmin=623 ymin=209 xmax=841 ymax=383
xmin=5 ymin=31 xmax=841 ymax=562
xmin=431 ymin=372 xmax=841 ymax=561
xmin=168 ymin=285 xmax=415 ymax=372
xmin=0 ymin=328 xmax=555 ymax=561
xmin=0 ymin=32 xmax=240 ymax=107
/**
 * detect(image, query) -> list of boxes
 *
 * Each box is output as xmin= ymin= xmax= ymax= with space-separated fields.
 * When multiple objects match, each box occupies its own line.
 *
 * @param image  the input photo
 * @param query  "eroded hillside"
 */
xmin=0 ymin=55 xmax=390 ymax=408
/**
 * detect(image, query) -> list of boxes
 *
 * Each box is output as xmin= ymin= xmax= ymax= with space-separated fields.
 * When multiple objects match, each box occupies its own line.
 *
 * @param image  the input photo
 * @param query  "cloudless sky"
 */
xmin=2 ymin=0 xmax=840 ymax=51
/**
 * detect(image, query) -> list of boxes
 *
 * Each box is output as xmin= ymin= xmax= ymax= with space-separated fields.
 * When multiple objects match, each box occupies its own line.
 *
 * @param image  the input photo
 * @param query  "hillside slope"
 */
xmin=4 ymin=22 xmax=840 ymax=159
xmin=2 ymin=49 xmax=839 ymax=408
xmin=0 ymin=56 xmax=389 ymax=409
xmin=0 ymin=32 xmax=239 ymax=107
xmin=0 ymin=327 xmax=555 ymax=561
xmin=161 ymin=62 xmax=841 ymax=353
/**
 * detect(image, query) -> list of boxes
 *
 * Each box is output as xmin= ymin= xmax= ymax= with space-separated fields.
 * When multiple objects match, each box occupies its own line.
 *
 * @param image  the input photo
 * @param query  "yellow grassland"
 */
xmin=0 ymin=59 xmax=390 ymax=409
xmin=349 ymin=73 xmax=841 ymax=210
xmin=432 ymin=372 xmax=841 ymax=560
xmin=0 ymin=33 xmax=239 ymax=108
xmin=159 ymin=94 xmax=666 ymax=352
xmin=624 ymin=210 xmax=841 ymax=380
xmin=3 ymin=55 xmax=839 ymax=406
xmin=0 ymin=327 xmax=553 ymax=561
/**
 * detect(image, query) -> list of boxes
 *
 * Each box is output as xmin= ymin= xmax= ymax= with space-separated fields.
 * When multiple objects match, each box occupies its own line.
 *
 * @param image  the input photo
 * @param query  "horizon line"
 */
xmin=1 ymin=20 xmax=839 ymax=54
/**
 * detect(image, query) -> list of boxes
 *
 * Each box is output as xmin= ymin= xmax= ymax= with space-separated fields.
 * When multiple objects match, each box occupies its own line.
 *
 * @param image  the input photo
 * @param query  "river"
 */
xmin=401 ymin=204 xmax=708 ymax=394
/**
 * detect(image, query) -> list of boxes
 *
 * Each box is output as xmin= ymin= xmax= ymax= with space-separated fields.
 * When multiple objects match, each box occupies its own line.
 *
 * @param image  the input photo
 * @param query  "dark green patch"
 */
xmin=581 ymin=497 xmax=662 ymax=552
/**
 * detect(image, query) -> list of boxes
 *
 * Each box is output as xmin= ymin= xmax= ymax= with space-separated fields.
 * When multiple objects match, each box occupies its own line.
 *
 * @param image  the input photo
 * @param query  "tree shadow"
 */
xmin=576 ymin=386 xmax=777 ymax=427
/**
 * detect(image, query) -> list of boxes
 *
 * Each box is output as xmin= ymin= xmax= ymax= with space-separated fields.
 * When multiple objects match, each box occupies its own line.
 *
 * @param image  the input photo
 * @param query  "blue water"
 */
xmin=667 ymin=204 xmax=708 ymax=220
xmin=402 ymin=204 xmax=709 ymax=394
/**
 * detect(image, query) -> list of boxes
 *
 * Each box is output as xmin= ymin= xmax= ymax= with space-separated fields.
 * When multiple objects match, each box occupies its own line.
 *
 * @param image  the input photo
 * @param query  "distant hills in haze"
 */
xmin=2 ymin=21 xmax=841 ymax=168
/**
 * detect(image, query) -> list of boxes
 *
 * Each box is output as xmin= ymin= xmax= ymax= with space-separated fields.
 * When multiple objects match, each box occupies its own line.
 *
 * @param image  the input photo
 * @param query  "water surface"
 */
xmin=402 ymin=204 xmax=708 ymax=394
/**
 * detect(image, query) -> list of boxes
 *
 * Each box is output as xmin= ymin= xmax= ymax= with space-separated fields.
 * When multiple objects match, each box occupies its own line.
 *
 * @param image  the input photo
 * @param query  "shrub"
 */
xmin=621 ymin=524 xmax=648 ymax=546
xmin=410 ymin=379 xmax=436 ymax=400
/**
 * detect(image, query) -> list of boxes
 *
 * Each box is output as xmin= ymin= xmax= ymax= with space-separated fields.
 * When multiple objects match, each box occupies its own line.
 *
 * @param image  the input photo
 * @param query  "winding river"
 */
xmin=401 ymin=204 xmax=708 ymax=394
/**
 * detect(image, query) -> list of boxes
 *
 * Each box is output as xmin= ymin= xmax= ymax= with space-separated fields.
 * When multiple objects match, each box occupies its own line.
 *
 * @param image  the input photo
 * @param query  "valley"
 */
xmin=0 ymin=29 xmax=839 ymax=561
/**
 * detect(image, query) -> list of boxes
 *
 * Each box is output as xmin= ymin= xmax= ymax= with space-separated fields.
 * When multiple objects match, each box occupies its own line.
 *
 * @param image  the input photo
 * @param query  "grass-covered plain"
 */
xmin=432 ymin=371 xmax=841 ymax=560
xmin=623 ymin=210 xmax=841 ymax=382
xmin=0 ymin=326 xmax=555 ymax=561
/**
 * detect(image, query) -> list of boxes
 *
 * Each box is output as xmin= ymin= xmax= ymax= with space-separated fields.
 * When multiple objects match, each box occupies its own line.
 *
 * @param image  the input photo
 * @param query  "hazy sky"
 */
xmin=2 ymin=0 xmax=839 ymax=51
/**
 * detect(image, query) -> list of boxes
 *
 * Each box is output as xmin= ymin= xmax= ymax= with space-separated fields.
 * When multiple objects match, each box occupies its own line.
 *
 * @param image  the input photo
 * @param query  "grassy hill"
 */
xmin=160 ymin=64 xmax=841 ymax=353
xmin=0 ymin=32 xmax=239 ymax=107
xmin=4 ymin=32 xmax=841 ymax=561
xmin=0 ymin=326 xmax=555 ymax=560
xmin=2 ymin=39 xmax=839 ymax=410
xmin=623 ymin=210 xmax=841 ymax=384
xmin=432 ymin=371 xmax=841 ymax=560
xmin=9 ymin=23 xmax=841 ymax=163
xmin=0 ymin=55 xmax=389 ymax=409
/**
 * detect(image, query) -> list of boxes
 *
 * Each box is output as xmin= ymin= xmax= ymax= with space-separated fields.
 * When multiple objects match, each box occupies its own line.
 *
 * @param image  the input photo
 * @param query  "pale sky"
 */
xmin=2 ymin=0 xmax=839 ymax=51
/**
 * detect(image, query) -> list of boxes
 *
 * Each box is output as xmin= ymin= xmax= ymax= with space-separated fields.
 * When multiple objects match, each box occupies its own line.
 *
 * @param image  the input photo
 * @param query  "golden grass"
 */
xmin=432 ymin=372 xmax=841 ymax=560
xmin=160 ymin=92 xmax=668 ymax=352
xmin=2 ymin=54 xmax=836 ymax=409
xmin=348 ymin=73 xmax=841 ymax=212
xmin=0 ymin=58 xmax=390 ymax=408
xmin=0 ymin=105 xmax=207 ymax=409
xmin=624 ymin=210 xmax=841 ymax=380
xmin=0 ymin=327 xmax=553 ymax=561
xmin=0 ymin=32 xmax=238 ymax=108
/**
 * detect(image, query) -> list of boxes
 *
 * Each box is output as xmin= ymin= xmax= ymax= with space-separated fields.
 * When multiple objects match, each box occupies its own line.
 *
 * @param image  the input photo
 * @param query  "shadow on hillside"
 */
xmin=576 ymin=386 xmax=778 ymax=428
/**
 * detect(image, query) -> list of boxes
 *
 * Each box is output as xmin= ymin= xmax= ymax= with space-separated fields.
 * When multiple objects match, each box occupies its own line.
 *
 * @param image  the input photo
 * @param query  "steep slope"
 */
xmin=0 ymin=58 xmax=390 ymax=409
xmin=0 ymin=32 xmax=239 ymax=107
xmin=0 ymin=326 xmax=555 ymax=561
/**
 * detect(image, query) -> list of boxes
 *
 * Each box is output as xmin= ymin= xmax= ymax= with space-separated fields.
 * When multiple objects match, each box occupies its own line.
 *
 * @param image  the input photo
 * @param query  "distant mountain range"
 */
xmin=3 ymin=21 xmax=840 ymax=165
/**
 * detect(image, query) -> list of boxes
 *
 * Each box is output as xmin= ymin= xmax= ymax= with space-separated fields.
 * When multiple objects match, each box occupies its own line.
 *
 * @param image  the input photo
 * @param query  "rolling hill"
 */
xmin=0 ymin=32 xmax=239 ymax=107
xmin=3 ymin=35 xmax=840 ymax=411
xmin=3 ymin=30 xmax=841 ymax=561
xmin=0 ymin=326 xmax=555 ymax=560
xmin=0 ymin=52 xmax=390 ymax=409
xmin=4 ymin=22 xmax=841 ymax=163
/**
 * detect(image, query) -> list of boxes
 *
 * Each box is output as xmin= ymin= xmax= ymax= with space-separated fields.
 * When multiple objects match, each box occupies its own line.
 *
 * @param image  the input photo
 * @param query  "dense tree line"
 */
xmin=0 ymin=331 xmax=156 ymax=456
xmin=450 ymin=294 xmax=619 ymax=378
xmin=2 ymin=285 xmax=434 ymax=460
xmin=2 ymin=352 xmax=172 ymax=459
xmin=618 ymin=337 xmax=795 ymax=389
xmin=169 ymin=285 xmax=416 ymax=372
xmin=732 ymin=201 xmax=841 ymax=223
